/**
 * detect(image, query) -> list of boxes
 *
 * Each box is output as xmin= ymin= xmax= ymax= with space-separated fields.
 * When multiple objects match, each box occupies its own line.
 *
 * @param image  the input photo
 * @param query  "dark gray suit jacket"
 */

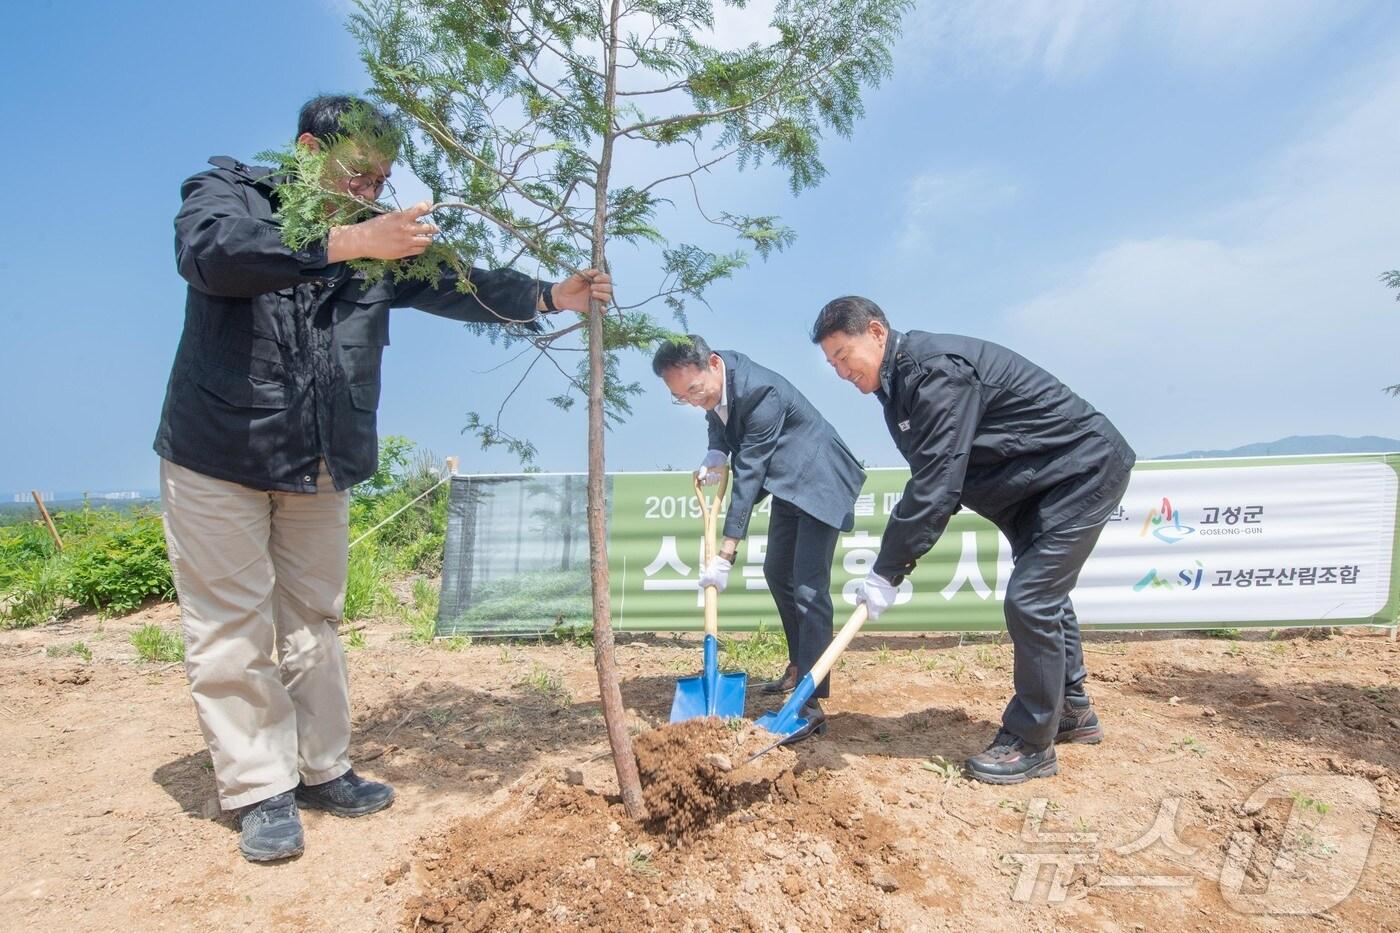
xmin=706 ymin=350 xmax=866 ymax=540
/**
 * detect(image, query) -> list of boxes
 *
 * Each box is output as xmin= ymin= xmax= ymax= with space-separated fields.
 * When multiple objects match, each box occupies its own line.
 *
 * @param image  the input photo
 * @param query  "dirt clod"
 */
xmin=632 ymin=717 xmax=794 ymax=840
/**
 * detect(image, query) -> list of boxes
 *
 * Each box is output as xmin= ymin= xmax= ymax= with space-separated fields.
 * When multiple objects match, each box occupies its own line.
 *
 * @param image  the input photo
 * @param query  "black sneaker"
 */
xmin=296 ymin=769 xmax=395 ymax=818
xmin=237 ymin=792 xmax=304 ymax=862
xmin=1056 ymin=694 xmax=1103 ymax=744
xmin=965 ymin=729 xmax=1058 ymax=785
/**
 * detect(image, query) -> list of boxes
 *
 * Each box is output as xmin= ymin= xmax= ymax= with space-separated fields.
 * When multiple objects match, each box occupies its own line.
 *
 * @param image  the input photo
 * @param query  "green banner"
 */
xmin=609 ymin=470 xmax=1007 ymax=632
xmin=437 ymin=454 xmax=1400 ymax=636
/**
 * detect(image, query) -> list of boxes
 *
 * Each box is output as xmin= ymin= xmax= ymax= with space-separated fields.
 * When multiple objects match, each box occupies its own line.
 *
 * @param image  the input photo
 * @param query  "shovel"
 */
xmin=748 ymin=603 xmax=871 ymax=760
xmin=668 ymin=465 xmax=748 ymax=722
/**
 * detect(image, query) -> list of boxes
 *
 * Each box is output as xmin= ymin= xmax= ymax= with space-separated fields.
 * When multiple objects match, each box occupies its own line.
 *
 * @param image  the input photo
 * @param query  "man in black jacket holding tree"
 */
xmin=812 ymin=296 xmax=1134 ymax=785
xmin=155 ymin=95 xmax=611 ymax=861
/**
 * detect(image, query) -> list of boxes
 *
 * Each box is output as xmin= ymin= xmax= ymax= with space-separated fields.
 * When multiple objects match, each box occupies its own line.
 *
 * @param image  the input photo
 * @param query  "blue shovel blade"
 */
xmin=669 ymin=634 xmax=748 ymax=722
xmin=753 ymin=672 xmax=817 ymax=738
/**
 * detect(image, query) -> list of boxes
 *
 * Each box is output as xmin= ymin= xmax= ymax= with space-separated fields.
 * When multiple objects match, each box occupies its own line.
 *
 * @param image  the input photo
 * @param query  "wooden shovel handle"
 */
xmin=692 ymin=465 xmax=729 ymax=638
xmin=807 ymin=603 xmax=870 ymax=685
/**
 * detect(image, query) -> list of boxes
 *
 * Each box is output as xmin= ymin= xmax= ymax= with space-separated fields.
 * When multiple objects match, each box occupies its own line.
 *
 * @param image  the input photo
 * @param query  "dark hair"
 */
xmin=652 ymin=334 xmax=713 ymax=376
xmin=297 ymin=94 xmax=395 ymax=144
xmin=810 ymin=295 xmax=889 ymax=343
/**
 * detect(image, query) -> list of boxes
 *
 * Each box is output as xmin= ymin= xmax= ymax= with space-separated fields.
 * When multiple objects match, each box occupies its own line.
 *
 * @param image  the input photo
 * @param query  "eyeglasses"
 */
xmin=670 ymin=379 xmax=707 ymax=405
xmin=345 ymin=171 xmax=390 ymax=199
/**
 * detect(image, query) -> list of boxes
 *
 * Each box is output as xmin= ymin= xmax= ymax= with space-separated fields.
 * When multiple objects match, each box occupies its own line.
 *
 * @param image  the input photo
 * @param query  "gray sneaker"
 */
xmin=295 ymin=769 xmax=395 ymax=818
xmin=237 ymin=792 xmax=304 ymax=862
xmin=1055 ymin=695 xmax=1104 ymax=744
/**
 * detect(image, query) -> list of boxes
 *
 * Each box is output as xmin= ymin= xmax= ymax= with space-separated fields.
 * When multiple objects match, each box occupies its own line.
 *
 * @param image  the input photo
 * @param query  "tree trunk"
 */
xmin=586 ymin=0 xmax=647 ymax=822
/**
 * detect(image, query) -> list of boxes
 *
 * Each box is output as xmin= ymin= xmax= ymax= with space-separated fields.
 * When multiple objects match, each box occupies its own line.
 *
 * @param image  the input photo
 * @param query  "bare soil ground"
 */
xmin=1 ymin=605 xmax=1397 ymax=932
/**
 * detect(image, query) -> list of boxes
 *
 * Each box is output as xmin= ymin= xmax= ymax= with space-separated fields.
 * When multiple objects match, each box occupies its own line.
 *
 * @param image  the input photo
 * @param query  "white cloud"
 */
xmin=996 ymin=52 xmax=1400 ymax=455
xmin=899 ymin=0 xmax=1361 ymax=80
xmin=896 ymin=166 xmax=1019 ymax=255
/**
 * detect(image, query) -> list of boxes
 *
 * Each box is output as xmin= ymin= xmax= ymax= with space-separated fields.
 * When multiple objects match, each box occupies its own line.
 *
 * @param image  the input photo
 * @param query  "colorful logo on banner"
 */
xmin=1141 ymin=497 xmax=1196 ymax=544
xmin=1133 ymin=560 xmax=1206 ymax=592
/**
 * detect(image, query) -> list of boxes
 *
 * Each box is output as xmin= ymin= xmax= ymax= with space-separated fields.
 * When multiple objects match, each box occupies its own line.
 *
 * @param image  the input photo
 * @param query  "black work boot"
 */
xmin=762 ymin=663 xmax=800 ymax=695
xmin=237 ymin=792 xmax=305 ymax=862
xmin=1056 ymin=694 xmax=1103 ymax=744
xmin=965 ymin=729 xmax=1058 ymax=785
xmin=296 ymin=769 xmax=395 ymax=818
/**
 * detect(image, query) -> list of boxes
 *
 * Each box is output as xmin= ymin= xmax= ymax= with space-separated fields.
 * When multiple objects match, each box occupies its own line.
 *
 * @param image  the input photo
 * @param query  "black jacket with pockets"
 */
xmin=873 ymin=329 xmax=1135 ymax=581
xmin=154 ymin=156 xmax=554 ymax=492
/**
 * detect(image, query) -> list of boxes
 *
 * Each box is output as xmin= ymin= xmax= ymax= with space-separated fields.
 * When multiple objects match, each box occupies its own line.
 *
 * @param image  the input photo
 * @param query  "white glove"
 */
xmin=698 ymin=556 xmax=733 ymax=593
xmin=697 ymin=449 xmax=727 ymax=486
xmin=855 ymin=571 xmax=898 ymax=620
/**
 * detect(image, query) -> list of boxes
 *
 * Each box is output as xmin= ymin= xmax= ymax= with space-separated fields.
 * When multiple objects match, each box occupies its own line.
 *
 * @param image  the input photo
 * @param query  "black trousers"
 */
xmin=763 ymin=496 xmax=840 ymax=699
xmin=999 ymin=472 xmax=1131 ymax=747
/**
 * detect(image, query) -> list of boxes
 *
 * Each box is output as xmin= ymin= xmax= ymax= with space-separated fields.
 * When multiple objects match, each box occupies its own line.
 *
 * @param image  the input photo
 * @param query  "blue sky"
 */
xmin=3 ymin=0 xmax=1399 ymax=495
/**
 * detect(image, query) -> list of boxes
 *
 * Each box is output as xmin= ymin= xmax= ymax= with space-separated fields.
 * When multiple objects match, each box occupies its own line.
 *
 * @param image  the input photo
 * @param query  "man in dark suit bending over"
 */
xmin=653 ymin=336 xmax=866 ymax=736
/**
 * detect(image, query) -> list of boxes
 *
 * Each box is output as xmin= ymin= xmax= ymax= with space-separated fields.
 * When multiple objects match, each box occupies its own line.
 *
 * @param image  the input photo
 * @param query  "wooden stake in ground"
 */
xmin=31 ymin=491 xmax=62 ymax=552
xmin=586 ymin=0 xmax=646 ymax=822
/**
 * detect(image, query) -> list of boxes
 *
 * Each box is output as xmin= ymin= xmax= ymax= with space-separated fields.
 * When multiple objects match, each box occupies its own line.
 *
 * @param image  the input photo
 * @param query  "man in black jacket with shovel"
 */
xmin=812 ymin=296 xmax=1135 ymax=784
xmin=653 ymin=336 xmax=865 ymax=736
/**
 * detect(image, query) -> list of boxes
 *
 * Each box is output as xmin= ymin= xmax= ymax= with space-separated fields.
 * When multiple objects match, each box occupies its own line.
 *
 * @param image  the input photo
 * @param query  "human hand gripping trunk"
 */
xmin=873 ymin=357 xmax=985 ymax=583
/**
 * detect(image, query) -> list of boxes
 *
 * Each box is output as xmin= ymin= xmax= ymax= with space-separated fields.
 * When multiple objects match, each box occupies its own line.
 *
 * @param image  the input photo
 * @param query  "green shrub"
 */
xmin=2 ymin=436 xmax=451 ymax=630
xmin=350 ymin=436 xmax=449 ymax=575
xmin=61 ymin=509 xmax=174 ymax=615
xmin=0 ymin=521 xmax=59 ymax=591
xmin=132 ymin=623 xmax=185 ymax=662
xmin=1 ymin=558 xmax=67 ymax=628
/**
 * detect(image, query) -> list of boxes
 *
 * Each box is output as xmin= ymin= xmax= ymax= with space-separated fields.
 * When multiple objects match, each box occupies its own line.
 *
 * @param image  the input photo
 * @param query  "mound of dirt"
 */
xmin=403 ymin=725 xmax=925 ymax=932
xmin=632 ymin=717 xmax=795 ymax=840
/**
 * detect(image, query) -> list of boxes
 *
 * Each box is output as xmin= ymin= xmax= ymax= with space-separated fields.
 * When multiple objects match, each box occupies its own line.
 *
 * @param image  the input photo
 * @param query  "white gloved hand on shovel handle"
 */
xmin=855 ymin=571 xmax=898 ymax=620
xmin=697 ymin=449 xmax=727 ymax=486
xmin=699 ymin=556 xmax=732 ymax=593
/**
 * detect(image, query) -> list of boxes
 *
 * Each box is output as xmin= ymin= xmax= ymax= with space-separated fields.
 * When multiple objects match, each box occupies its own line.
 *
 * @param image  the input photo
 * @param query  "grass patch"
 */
xmin=1177 ymin=736 xmax=1207 ymax=756
xmin=719 ymin=619 xmax=788 ymax=679
xmin=344 ymin=547 xmax=395 ymax=621
xmin=131 ymin=624 xmax=184 ymax=662
xmin=921 ymin=755 xmax=962 ymax=780
xmin=46 ymin=641 xmax=92 ymax=663
xmin=519 ymin=663 xmax=572 ymax=707
xmin=400 ymin=577 xmax=440 ymax=644
xmin=1290 ymin=790 xmax=1331 ymax=816
xmin=549 ymin=618 xmax=594 ymax=647
xmin=626 ymin=847 xmax=659 ymax=877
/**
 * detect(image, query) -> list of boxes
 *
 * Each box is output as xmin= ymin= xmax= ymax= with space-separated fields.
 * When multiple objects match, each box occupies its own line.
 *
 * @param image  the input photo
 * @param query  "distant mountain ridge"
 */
xmin=1155 ymin=434 xmax=1400 ymax=460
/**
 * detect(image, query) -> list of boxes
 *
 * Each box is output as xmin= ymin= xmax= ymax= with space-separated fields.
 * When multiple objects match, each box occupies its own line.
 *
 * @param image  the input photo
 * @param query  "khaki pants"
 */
xmin=159 ymin=458 xmax=352 ymax=809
